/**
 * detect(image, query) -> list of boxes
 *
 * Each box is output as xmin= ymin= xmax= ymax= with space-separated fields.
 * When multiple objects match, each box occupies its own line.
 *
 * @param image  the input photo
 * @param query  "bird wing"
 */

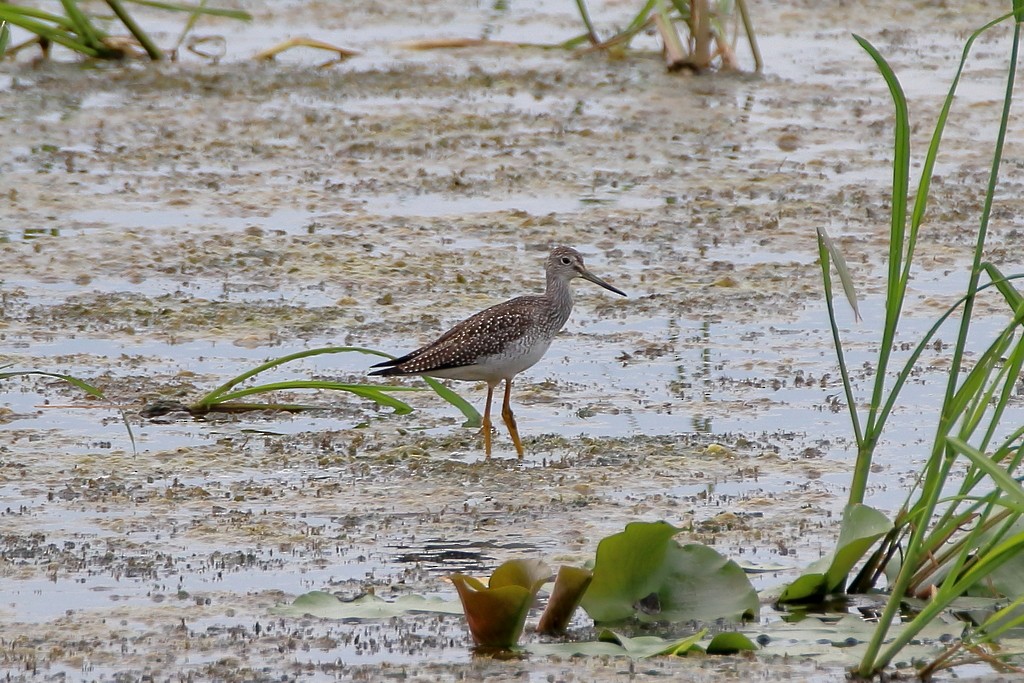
xmin=377 ymin=295 xmax=544 ymax=375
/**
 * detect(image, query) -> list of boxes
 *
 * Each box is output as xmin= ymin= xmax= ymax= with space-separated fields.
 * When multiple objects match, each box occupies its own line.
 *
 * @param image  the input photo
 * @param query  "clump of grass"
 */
xmin=569 ymin=0 xmax=762 ymax=72
xmin=0 ymin=0 xmax=250 ymax=61
xmin=782 ymin=6 xmax=1024 ymax=678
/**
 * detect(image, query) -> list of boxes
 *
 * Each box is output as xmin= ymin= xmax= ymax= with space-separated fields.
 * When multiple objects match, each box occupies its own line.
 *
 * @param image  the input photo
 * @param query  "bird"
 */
xmin=369 ymin=246 xmax=627 ymax=458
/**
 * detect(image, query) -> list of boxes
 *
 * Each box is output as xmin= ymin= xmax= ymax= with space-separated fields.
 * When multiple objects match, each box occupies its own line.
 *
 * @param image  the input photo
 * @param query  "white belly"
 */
xmin=425 ymin=338 xmax=552 ymax=383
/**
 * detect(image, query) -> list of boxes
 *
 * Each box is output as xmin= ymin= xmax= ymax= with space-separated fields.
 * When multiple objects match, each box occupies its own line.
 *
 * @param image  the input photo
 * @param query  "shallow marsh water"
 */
xmin=1 ymin=1 xmax=1024 ymax=680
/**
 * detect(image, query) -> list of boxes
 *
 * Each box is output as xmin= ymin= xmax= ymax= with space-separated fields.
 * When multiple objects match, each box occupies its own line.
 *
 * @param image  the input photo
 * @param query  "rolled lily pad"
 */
xmin=273 ymin=591 xmax=463 ymax=619
xmin=452 ymin=558 xmax=550 ymax=649
xmin=778 ymin=503 xmax=891 ymax=604
xmin=537 ymin=565 xmax=594 ymax=635
xmin=580 ymin=521 xmax=759 ymax=623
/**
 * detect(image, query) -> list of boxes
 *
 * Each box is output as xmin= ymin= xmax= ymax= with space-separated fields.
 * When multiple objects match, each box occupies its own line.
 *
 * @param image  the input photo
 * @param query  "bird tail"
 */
xmin=368 ymin=356 xmax=407 ymax=377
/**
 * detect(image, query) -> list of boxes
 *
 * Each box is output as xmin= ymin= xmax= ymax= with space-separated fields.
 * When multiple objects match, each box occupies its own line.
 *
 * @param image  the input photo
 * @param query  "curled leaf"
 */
xmin=537 ymin=566 xmax=593 ymax=635
xmin=452 ymin=559 xmax=551 ymax=649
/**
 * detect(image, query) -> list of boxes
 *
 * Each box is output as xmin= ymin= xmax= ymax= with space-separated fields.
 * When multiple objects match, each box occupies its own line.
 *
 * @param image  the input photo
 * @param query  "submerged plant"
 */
xmin=786 ymin=3 xmax=1024 ymax=677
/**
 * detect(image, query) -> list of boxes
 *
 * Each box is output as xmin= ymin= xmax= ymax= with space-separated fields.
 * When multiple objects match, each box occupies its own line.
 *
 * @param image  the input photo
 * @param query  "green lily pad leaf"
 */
xmin=598 ymin=628 xmax=708 ymax=657
xmin=776 ymin=571 xmax=830 ymax=604
xmin=529 ymin=629 xmax=706 ymax=659
xmin=705 ymin=631 xmax=759 ymax=655
xmin=580 ymin=521 xmax=759 ymax=623
xmin=452 ymin=559 xmax=551 ymax=649
xmin=537 ymin=565 xmax=593 ymax=636
xmin=750 ymin=614 xmax=959 ymax=665
xmin=579 ymin=520 xmax=678 ymax=623
xmin=778 ymin=504 xmax=891 ymax=604
xmin=273 ymin=591 xmax=462 ymax=619
xmin=527 ymin=639 xmax=631 ymax=657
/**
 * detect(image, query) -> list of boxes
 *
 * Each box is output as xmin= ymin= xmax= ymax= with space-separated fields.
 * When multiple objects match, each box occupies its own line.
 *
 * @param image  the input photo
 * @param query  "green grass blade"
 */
xmin=558 ymin=32 xmax=593 ymax=50
xmin=902 ymin=14 xmax=1011 ymax=293
xmin=169 ymin=0 xmax=206 ymax=53
xmin=207 ymin=380 xmax=422 ymax=404
xmin=0 ymin=20 xmax=9 ymax=53
xmin=0 ymin=369 xmax=136 ymax=453
xmin=573 ymin=0 xmax=600 ymax=44
xmin=341 ymin=387 xmax=415 ymax=415
xmin=422 ymin=376 xmax=482 ymax=428
xmin=982 ymin=262 xmax=1024 ymax=311
xmin=59 ymin=0 xmax=104 ymax=49
xmin=815 ymin=226 xmax=861 ymax=321
xmin=979 ymin=331 xmax=1024 ymax=450
xmin=852 ymin=34 xmax=910 ymax=443
xmin=197 ymin=379 xmax=418 ymax=415
xmin=105 ymin=0 xmax=162 ymax=59
xmin=977 ymin=593 xmax=1024 ymax=641
xmin=948 ymin=330 xmax=1012 ymax=424
xmin=0 ymin=4 xmax=75 ymax=28
xmin=193 ymin=346 xmax=478 ymax=424
xmin=0 ymin=369 xmax=104 ymax=399
xmin=626 ymin=0 xmax=658 ymax=30
xmin=816 ymin=227 xmax=863 ymax=447
xmin=860 ymin=16 xmax=1022 ymax=677
xmin=198 ymin=346 xmax=390 ymax=405
xmin=0 ymin=9 xmax=101 ymax=56
xmin=124 ymin=0 xmax=251 ymax=21
xmin=735 ymin=0 xmax=763 ymax=73
xmin=944 ymin=17 xmax=1020 ymax=415
xmin=875 ymin=274 xmax=1024 ymax=436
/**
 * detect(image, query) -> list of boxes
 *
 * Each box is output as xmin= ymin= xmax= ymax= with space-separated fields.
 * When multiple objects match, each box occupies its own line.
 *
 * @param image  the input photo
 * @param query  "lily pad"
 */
xmin=750 ymin=614 xmax=962 ymax=665
xmin=273 ymin=591 xmax=462 ymax=619
xmin=778 ymin=503 xmax=891 ymax=604
xmin=580 ymin=521 xmax=759 ymax=623
xmin=528 ymin=628 xmax=706 ymax=659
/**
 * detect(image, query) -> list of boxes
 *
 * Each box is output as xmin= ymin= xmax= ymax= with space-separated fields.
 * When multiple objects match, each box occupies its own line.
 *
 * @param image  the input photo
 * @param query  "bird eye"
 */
xmin=560 ymin=256 xmax=572 ymax=265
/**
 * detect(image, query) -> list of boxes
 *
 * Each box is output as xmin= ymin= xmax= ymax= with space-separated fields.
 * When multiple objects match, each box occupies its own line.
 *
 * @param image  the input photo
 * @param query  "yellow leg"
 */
xmin=481 ymin=383 xmax=495 ymax=458
xmin=501 ymin=379 xmax=525 ymax=459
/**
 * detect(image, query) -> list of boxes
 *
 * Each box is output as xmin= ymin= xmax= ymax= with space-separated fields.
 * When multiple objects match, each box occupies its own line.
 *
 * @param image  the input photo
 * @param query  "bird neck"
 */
xmin=545 ymin=272 xmax=575 ymax=328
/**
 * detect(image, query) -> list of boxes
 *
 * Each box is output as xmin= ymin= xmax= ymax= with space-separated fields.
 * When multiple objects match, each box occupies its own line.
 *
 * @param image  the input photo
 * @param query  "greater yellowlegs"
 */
xmin=369 ymin=246 xmax=626 ymax=458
